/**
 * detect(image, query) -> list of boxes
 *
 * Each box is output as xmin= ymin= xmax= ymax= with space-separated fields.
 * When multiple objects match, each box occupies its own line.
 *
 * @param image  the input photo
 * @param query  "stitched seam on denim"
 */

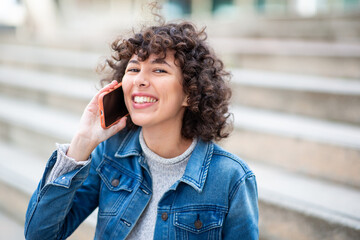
xmin=96 ymin=214 xmax=112 ymax=237
xmin=174 ymin=215 xmax=223 ymax=230
xmin=119 ymin=181 xmax=142 ymax=219
xmin=99 ymin=193 xmax=128 ymax=216
xmin=170 ymin=205 xmax=227 ymax=212
xmin=115 ymin=150 xmax=141 ymax=158
xmin=52 ymin=164 xmax=90 ymax=188
xmin=38 ymin=184 xmax=51 ymax=200
xmin=24 ymin=200 xmax=38 ymax=236
xmin=212 ymin=150 xmax=248 ymax=172
xmin=175 ymin=222 xmax=221 ymax=233
xmin=174 ymin=210 xmax=225 ymax=233
xmin=181 ymin=143 xmax=213 ymax=190
xmin=97 ymin=157 xmax=142 ymax=182
xmin=200 ymin=143 xmax=213 ymax=187
xmin=97 ymin=171 xmax=136 ymax=194
xmin=52 ymin=173 xmax=85 ymax=189
xmin=110 ymin=183 xmax=141 ymax=238
xmin=169 ymin=205 xmax=228 ymax=233
xmin=166 ymin=189 xmax=179 ymax=228
xmin=229 ymin=173 xmax=255 ymax=201
xmin=181 ymin=176 xmax=201 ymax=188
xmin=207 ymin=227 xmax=221 ymax=240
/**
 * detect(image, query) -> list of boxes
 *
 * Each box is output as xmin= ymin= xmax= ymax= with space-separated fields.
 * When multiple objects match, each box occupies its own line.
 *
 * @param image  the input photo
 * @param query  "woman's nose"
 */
xmin=133 ymin=72 xmax=149 ymax=88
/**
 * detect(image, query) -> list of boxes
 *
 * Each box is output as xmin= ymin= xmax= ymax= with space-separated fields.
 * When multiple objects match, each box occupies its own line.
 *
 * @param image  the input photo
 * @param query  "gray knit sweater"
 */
xmin=127 ymin=131 xmax=197 ymax=239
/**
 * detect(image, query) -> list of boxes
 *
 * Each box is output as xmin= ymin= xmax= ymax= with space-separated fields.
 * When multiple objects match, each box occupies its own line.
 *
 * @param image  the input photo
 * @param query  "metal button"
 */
xmin=194 ymin=219 xmax=202 ymax=229
xmin=161 ymin=212 xmax=168 ymax=221
xmin=111 ymin=179 xmax=120 ymax=187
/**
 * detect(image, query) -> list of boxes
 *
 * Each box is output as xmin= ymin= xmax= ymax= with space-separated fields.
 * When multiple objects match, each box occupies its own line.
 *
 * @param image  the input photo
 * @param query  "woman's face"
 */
xmin=122 ymin=51 xmax=188 ymax=130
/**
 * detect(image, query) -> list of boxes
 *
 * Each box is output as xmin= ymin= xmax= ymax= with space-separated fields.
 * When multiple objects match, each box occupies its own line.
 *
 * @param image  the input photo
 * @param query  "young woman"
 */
xmin=25 ymin=21 xmax=259 ymax=239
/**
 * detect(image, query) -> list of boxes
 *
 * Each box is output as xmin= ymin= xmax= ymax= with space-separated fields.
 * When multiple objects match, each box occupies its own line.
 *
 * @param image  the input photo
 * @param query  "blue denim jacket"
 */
xmin=25 ymin=128 xmax=258 ymax=239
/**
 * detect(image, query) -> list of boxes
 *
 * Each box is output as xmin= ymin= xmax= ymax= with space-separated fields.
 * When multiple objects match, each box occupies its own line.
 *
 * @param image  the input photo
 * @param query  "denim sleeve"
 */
xmin=222 ymin=174 xmax=259 ymax=240
xmin=24 ymin=142 xmax=104 ymax=240
xmin=45 ymin=143 xmax=90 ymax=185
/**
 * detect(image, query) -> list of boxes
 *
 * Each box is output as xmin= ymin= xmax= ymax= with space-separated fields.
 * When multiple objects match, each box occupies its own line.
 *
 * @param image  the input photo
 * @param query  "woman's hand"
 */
xmin=67 ymin=80 xmax=127 ymax=161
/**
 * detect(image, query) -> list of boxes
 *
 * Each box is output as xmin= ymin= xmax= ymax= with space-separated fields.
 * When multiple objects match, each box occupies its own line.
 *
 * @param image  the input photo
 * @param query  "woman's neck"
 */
xmin=142 ymin=127 xmax=192 ymax=158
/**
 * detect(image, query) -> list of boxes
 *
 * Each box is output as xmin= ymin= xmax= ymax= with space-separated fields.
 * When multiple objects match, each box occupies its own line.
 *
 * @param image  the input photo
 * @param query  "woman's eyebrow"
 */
xmin=128 ymin=59 xmax=140 ymax=65
xmin=128 ymin=58 xmax=171 ymax=67
xmin=151 ymin=58 xmax=171 ymax=67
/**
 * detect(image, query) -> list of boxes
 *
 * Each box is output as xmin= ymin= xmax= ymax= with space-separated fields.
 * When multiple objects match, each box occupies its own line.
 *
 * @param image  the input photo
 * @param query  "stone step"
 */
xmin=0 ymin=140 xmax=96 ymax=240
xmin=221 ymin=106 xmax=360 ymax=189
xmin=0 ymin=65 xmax=96 ymax=114
xmin=0 ymin=43 xmax=101 ymax=78
xmin=231 ymin=69 xmax=360 ymax=125
xmin=0 ymin=94 xmax=78 ymax=158
xmin=211 ymin=38 xmax=360 ymax=58
xmin=209 ymin=38 xmax=360 ymax=79
xmin=252 ymin=160 xmax=360 ymax=240
xmin=207 ymin=15 xmax=360 ymax=41
xmin=0 ymin=139 xmax=359 ymax=240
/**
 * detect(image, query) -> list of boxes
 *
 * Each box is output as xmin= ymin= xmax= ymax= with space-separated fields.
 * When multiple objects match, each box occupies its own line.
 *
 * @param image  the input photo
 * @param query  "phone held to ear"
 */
xmin=98 ymin=82 xmax=129 ymax=129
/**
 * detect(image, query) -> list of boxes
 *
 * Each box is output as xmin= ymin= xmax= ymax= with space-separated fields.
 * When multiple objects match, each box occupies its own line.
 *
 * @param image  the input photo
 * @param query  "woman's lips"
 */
xmin=133 ymin=96 xmax=157 ymax=104
xmin=132 ymin=94 xmax=158 ymax=109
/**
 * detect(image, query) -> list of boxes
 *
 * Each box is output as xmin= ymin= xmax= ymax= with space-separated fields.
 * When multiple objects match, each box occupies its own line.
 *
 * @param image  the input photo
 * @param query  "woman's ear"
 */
xmin=182 ymin=95 xmax=189 ymax=107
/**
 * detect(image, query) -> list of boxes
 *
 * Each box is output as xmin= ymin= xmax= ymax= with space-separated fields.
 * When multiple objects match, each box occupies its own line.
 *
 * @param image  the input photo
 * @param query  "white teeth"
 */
xmin=134 ymin=96 xmax=157 ymax=104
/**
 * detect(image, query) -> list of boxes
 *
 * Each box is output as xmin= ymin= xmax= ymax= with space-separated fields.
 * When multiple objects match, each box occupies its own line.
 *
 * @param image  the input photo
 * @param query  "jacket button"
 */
xmin=194 ymin=219 xmax=202 ymax=229
xmin=161 ymin=212 xmax=168 ymax=221
xmin=111 ymin=179 xmax=120 ymax=187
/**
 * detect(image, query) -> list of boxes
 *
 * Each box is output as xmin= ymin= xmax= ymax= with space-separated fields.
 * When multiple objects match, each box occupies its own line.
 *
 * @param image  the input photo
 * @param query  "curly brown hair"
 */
xmin=100 ymin=21 xmax=232 ymax=141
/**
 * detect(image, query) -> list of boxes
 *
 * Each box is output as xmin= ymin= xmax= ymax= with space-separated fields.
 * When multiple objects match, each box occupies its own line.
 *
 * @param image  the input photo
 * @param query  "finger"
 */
xmin=109 ymin=116 xmax=127 ymax=133
xmin=90 ymin=80 xmax=119 ymax=104
xmin=97 ymin=80 xmax=117 ymax=95
xmin=103 ymin=80 xmax=119 ymax=92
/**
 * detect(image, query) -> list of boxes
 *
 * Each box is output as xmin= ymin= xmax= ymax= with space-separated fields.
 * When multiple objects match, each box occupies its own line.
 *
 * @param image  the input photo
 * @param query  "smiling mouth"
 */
xmin=133 ymin=96 xmax=158 ymax=104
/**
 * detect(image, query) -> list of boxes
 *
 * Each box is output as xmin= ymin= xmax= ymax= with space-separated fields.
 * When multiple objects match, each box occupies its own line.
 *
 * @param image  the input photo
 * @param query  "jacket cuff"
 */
xmin=44 ymin=143 xmax=91 ymax=186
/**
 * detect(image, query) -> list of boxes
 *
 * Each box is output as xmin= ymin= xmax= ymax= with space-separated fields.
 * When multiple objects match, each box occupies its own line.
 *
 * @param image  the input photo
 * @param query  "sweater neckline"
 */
xmin=139 ymin=130 xmax=197 ymax=166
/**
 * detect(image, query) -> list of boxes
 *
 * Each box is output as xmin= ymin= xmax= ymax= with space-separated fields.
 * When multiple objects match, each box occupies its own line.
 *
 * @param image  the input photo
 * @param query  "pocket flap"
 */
xmin=97 ymin=160 xmax=136 ymax=192
xmin=174 ymin=210 xmax=224 ymax=234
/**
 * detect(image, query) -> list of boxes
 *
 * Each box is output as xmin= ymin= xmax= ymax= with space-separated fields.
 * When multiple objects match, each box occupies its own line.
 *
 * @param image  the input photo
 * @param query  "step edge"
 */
xmin=232 ymin=106 xmax=360 ymax=149
xmin=230 ymin=68 xmax=360 ymax=95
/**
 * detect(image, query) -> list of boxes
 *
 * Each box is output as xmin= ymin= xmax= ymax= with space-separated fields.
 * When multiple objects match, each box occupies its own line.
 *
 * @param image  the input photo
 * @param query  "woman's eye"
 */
xmin=127 ymin=68 xmax=140 ymax=72
xmin=154 ymin=69 xmax=167 ymax=73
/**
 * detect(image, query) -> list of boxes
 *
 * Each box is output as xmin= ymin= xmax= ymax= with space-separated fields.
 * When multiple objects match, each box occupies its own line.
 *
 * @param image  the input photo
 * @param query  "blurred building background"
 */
xmin=0 ymin=0 xmax=360 ymax=239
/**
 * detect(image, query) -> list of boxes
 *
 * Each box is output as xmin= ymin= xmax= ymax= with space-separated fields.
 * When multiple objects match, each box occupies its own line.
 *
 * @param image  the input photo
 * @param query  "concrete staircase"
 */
xmin=0 ymin=44 xmax=100 ymax=239
xmin=0 ymin=36 xmax=360 ymax=240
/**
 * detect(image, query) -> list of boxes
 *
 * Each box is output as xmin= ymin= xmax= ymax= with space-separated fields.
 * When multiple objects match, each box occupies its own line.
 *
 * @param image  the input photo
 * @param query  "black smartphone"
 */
xmin=98 ymin=82 xmax=129 ymax=129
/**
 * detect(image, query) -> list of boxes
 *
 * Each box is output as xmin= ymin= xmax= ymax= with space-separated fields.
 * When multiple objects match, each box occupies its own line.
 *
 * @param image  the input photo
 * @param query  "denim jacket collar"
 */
xmin=179 ymin=139 xmax=213 ymax=193
xmin=114 ymin=128 xmax=212 ymax=193
xmin=114 ymin=128 xmax=142 ymax=157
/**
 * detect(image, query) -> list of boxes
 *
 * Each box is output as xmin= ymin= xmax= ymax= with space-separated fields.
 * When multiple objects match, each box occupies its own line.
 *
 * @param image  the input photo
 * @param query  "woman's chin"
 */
xmin=130 ymin=116 xmax=149 ymax=128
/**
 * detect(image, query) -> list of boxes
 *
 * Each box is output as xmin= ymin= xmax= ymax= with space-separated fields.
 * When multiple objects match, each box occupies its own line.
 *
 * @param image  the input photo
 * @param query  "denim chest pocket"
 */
xmin=97 ymin=160 xmax=137 ymax=216
xmin=174 ymin=209 xmax=225 ymax=240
